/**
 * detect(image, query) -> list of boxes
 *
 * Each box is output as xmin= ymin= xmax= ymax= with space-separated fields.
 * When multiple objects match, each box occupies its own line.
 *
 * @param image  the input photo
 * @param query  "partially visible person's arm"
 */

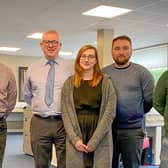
xmin=142 ymin=69 xmax=155 ymax=113
xmin=153 ymin=72 xmax=167 ymax=115
xmin=6 ymin=71 xmax=17 ymax=116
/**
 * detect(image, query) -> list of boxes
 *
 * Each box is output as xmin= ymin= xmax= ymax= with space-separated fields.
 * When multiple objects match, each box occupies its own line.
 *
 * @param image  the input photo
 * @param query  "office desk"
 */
xmin=7 ymin=102 xmax=27 ymax=132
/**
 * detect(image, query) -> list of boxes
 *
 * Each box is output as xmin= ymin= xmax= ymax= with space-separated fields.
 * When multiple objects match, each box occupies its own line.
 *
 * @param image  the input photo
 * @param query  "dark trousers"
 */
xmin=30 ymin=115 xmax=66 ymax=168
xmin=0 ymin=119 xmax=7 ymax=168
xmin=112 ymin=127 xmax=144 ymax=168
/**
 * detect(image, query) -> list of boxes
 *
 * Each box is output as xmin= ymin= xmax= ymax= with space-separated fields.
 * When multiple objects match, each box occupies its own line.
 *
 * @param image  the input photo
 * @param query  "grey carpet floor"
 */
xmin=3 ymin=133 xmax=34 ymax=168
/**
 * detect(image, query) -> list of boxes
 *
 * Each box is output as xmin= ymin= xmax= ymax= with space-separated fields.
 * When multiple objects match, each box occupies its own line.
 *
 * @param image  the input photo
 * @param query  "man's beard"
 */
xmin=114 ymin=56 xmax=130 ymax=65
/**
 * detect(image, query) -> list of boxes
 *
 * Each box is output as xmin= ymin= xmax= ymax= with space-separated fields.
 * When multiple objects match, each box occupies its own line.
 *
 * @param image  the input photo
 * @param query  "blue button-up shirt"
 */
xmin=24 ymin=57 xmax=73 ymax=117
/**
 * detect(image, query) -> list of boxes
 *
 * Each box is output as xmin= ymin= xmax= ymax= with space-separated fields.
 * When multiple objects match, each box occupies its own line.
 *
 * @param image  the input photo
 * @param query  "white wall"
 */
xmin=132 ymin=45 xmax=168 ymax=69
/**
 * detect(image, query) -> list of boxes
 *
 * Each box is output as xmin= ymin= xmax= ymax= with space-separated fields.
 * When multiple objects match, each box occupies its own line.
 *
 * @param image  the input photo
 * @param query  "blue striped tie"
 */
xmin=45 ymin=60 xmax=55 ymax=106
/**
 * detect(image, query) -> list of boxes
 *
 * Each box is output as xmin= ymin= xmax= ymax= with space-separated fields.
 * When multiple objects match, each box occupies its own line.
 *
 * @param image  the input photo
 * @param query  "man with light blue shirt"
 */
xmin=24 ymin=30 xmax=73 ymax=168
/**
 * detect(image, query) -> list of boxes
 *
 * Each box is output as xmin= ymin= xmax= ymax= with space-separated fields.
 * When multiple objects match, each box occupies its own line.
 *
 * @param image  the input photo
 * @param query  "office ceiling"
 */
xmin=1 ymin=0 xmax=168 ymax=59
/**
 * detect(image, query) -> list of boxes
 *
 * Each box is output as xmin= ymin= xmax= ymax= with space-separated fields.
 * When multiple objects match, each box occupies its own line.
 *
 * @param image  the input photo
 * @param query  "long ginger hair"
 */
xmin=73 ymin=45 xmax=103 ymax=88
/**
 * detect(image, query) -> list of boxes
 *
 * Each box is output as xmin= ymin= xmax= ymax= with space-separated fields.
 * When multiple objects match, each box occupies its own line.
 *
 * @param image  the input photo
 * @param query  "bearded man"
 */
xmin=103 ymin=35 xmax=154 ymax=168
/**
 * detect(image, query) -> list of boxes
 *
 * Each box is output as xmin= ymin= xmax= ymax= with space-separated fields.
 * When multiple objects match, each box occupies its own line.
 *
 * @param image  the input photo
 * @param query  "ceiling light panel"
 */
xmin=82 ymin=5 xmax=132 ymax=18
xmin=27 ymin=33 xmax=42 ymax=39
xmin=0 ymin=47 xmax=20 ymax=52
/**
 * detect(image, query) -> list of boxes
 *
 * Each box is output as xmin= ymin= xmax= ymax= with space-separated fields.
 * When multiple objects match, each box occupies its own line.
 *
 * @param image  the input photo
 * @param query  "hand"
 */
xmin=75 ymin=140 xmax=88 ymax=153
xmin=86 ymin=146 xmax=94 ymax=152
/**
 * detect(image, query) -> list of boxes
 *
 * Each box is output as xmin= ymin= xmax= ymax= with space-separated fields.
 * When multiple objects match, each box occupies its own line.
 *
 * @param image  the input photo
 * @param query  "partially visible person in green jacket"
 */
xmin=153 ymin=70 xmax=168 ymax=167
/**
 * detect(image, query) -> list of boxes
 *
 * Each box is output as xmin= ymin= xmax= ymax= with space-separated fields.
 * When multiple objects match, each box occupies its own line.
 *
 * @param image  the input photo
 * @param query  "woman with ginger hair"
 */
xmin=61 ymin=45 xmax=116 ymax=168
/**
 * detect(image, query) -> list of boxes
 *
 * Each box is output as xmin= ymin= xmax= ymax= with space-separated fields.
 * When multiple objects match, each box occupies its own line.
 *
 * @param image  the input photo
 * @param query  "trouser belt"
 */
xmin=34 ymin=114 xmax=62 ymax=120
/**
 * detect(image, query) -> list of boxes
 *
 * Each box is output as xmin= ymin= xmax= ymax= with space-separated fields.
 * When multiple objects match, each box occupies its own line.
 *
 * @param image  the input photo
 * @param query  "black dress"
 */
xmin=73 ymin=80 xmax=102 ymax=168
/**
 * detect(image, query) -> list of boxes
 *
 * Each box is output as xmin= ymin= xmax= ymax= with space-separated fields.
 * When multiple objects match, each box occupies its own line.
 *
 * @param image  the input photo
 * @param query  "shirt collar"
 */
xmin=44 ymin=57 xmax=61 ymax=66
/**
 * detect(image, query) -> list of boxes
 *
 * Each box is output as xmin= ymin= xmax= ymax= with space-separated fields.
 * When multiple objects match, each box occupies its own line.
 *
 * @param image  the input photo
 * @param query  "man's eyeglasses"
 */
xmin=80 ymin=54 xmax=96 ymax=60
xmin=42 ymin=40 xmax=60 ymax=46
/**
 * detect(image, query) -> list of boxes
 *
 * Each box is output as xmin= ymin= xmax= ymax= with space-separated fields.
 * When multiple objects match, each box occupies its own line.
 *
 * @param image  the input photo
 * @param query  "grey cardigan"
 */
xmin=61 ymin=75 xmax=116 ymax=168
